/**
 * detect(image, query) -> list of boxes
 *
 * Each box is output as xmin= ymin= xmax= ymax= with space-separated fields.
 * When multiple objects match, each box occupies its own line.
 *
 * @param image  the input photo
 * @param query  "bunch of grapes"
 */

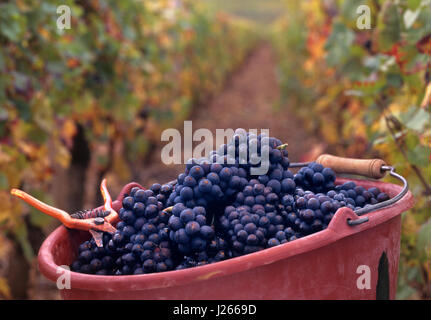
xmin=166 ymin=129 xmax=290 ymax=212
xmin=168 ymin=204 xmax=215 ymax=254
xmin=294 ymin=162 xmax=336 ymax=193
xmin=70 ymin=233 xmax=116 ymax=275
xmin=167 ymin=162 xmax=249 ymax=212
xmin=216 ymin=171 xmax=300 ymax=256
xmin=333 ymin=181 xmax=390 ymax=208
xmin=175 ymin=236 xmax=231 ymax=270
xmin=71 ymin=184 xmax=177 ymax=275
xmin=70 ymin=130 xmax=391 ymax=275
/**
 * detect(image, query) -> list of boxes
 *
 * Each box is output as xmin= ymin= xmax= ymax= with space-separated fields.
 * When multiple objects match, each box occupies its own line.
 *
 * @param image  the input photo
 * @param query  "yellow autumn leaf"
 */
xmin=38 ymin=27 xmax=50 ymax=41
xmin=0 ymin=278 xmax=11 ymax=299
xmin=54 ymin=143 xmax=71 ymax=169
xmin=16 ymin=141 xmax=38 ymax=159
xmin=0 ymin=148 xmax=12 ymax=165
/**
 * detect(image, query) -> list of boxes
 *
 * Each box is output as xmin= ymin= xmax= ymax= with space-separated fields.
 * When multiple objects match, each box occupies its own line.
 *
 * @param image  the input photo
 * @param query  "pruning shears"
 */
xmin=10 ymin=179 xmax=119 ymax=247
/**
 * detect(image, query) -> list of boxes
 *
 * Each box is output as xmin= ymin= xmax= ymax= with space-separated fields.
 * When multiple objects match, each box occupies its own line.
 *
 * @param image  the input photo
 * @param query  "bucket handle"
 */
xmin=291 ymin=154 xmax=409 ymax=226
xmin=316 ymin=154 xmax=387 ymax=179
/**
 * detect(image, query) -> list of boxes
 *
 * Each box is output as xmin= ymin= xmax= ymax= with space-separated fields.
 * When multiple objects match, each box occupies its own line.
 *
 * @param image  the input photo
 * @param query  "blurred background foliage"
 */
xmin=204 ymin=0 xmax=286 ymax=25
xmin=272 ymin=0 xmax=431 ymax=299
xmin=0 ymin=0 xmax=430 ymax=299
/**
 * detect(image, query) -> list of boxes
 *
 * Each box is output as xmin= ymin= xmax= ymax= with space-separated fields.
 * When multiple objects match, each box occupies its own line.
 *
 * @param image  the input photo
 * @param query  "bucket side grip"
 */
xmin=327 ymin=207 xmax=367 ymax=235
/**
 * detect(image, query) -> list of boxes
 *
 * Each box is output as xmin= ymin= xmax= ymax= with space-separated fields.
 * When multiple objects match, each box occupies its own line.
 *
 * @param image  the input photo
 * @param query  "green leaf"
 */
xmin=396 ymin=284 xmax=417 ymax=299
xmin=27 ymin=190 xmax=54 ymax=228
xmin=0 ymin=3 xmax=27 ymax=42
xmin=403 ymin=107 xmax=431 ymax=131
xmin=15 ymin=100 xmax=31 ymax=122
xmin=0 ymin=173 xmax=8 ymax=189
xmin=405 ymin=130 xmax=420 ymax=150
xmin=417 ymin=218 xmax=431 ymax=256
xmin=406 ymin=266 xmax=423 ymax=283
xmin=407 ymin=144 xmax=431 ymax=166
xmin=386 ymin=73 xmax=403 ymax=88
xmin=325 ymin=22 xmax=355 ymax=67
xmin=376 ymin=1 xmax=401 ymax=51
xmin=13 ymin=222 xmax=34 ymax=263
xmin=29 ymin=209 xmax=54 ymax=229
xmin=404 ymin=73 xmax=423 ymax=89
xmin=407 ymin=0 xmax=422 ymax=9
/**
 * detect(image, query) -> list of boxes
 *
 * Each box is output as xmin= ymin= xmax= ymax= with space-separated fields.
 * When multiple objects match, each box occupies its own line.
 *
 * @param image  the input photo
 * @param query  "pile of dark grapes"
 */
xmin=70 ymin=129 xmax=390 ymax=275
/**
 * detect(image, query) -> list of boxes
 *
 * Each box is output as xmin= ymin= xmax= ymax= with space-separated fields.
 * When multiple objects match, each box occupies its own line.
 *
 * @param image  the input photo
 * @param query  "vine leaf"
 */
xmin=417 ymin=218 xmax=431 ymax=260
xmin=375 ymin=1 xmax=401 ymax=52
xmin=402 ymin=107 xmax=431 ymax=131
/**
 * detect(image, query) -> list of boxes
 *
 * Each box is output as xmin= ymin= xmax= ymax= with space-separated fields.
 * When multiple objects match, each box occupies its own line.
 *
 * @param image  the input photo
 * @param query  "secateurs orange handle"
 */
xmin=10 ymin=179 xmax=119 ymax=247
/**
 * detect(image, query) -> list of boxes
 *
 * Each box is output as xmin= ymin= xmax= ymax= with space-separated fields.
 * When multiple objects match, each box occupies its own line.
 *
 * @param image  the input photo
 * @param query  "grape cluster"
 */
xmin=166 ymin=129 xmax=290 ymax=212
xmin=167 ymin=162 xmax=249 ymax=211
xmin=168 ymin=204 xmax=215 ymax=254
xmin=218 ymin=205 xmax=267 ymax=256
xmin=167 ymin=203 xmax=233 ymax=268
xmin=209 ymin=129 xmax=290 ymax=176
xmin=175 ymin=236 xmax=231 ymax=270
xmin=217 ymin=174 xmax=300 ymax=256
xmin=70 ymin=130 xmax=391 ymax=275
xmin=70 ymin=234 xmax=115 ymax=275
xmin=333 ymin=181 xmax=389 ymax=208
xmin=71 ymin=184 xmax=176 ymax=275
xmin=294 ymin=162 xmax=336 ymax=193
xmin=291 ymin=189 xmax=335 ymax=235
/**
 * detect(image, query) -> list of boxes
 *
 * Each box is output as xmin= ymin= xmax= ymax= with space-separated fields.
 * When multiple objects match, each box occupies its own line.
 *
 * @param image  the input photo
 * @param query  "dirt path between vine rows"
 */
xmin=139 ymin=44 xmax=319 ymax=186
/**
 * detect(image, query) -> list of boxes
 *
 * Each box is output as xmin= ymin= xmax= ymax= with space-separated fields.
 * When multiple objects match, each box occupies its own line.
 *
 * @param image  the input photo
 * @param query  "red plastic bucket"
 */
xmin=38 ymin=178 xmax=414 ymax=300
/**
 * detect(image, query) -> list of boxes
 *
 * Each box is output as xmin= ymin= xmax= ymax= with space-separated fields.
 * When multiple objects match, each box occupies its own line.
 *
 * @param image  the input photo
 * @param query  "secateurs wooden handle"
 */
xmin=10 ymin=179 xmax=119 ymax=247
xmin=315 ymin=154 xmax=387 ymax=179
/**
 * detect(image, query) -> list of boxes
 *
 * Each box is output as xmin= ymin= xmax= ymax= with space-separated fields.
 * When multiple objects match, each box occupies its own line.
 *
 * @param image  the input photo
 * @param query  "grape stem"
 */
xmin=276 ymin=143 xmax=288 ymax=150
xmin=163 ymin=206 xmax=173 ymax=213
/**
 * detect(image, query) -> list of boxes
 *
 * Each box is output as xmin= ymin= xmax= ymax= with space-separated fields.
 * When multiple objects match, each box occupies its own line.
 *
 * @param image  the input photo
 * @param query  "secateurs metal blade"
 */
xmin=10 ymin=179 xmax=119 ymax=247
